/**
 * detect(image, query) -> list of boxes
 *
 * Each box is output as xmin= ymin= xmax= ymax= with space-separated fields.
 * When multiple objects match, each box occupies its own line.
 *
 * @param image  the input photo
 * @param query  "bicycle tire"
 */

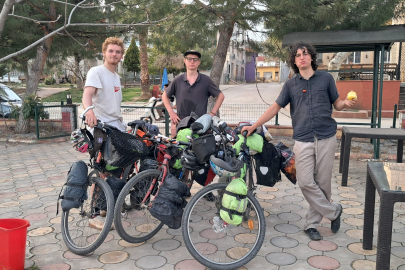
xmin=114 ymin=169 xmax=164 ymax=243
xmin=182 ymin=182 xmax=265 ymax=270
xmin=61 ymin=176 xmax=114 ymax=255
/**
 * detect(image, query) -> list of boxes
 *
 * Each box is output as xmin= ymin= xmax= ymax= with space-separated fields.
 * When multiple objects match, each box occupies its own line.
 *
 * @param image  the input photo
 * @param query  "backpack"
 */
xmin=220 ymin=178 xmax=248 ymax=226
xmin=274 ymin=142 xmax=297 ymax=185
xmin=254 ymin=142 xmax=282 ymax=187
xmin=58 ymin=161 xmax=88 ymax=213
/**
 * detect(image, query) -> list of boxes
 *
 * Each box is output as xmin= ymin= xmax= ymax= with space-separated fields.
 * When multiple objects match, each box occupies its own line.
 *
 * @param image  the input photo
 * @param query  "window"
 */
xmin=241 ymin=67 xmax=245 ymax=77
xmin=316 ymin=53 xmax=323 ymax=65
xmin=379 ymin=51 xmax=390 ymax=63
xmin=236 ymin=65 xmax=239 ymax=76
xmin=246 ymin=55 xmax=252 ymax=63
xmin=256 ymin=72 xmax=260 ymax=78
xmin=263 ymin=72 xmax=272 ymax=79
xmin=346 ymin=52 xmax=361 ymax=64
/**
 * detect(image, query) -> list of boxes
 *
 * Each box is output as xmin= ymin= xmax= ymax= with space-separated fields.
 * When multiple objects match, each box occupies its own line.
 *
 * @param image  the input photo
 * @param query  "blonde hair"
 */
xmin=102 ymin=36 xmax=125 ymax=54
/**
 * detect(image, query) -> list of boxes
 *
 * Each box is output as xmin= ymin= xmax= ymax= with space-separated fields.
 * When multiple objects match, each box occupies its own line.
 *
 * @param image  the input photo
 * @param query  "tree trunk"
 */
xmin=0 ymin=0 xmax=15 ymax=41
xmin=207 ymin=19 xmax=235 ymax=115
xmin=15 ymin=2 xmax=55 ymax=134
xmin=328 ymin=52 xmax=352 ymax=82
xmin=74 ymin=55 xmax=84 ymax=89
xmin=139 ymin=28 xmax=151 ymax=99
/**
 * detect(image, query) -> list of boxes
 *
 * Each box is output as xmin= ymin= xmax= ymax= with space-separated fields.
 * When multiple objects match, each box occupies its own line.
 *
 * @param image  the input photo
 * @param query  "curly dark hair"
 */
xmin=287 ymin=43 xmax=318 ymax=74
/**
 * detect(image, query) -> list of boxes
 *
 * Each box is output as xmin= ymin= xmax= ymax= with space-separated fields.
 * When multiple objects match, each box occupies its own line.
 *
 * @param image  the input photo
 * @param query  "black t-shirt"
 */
xmin=165 ymin=72 xmax=221 ymax=120
xmin=276 ymin=71 xmax=340 ymax=142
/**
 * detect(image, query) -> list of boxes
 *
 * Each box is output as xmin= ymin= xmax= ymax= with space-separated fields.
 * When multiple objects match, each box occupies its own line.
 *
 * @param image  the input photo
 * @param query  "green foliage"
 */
xmin=121 ymin=87 xmax=142 ymax=102
xmin=123 ymin=37 xmax=140 ymax=75
xmin=10 ymin=95 xmax=47 ymax=120
xmin=44 ymin=77 xmax=56 ymax=85
xmin=0 ymin=64 xmax=8 ymax=78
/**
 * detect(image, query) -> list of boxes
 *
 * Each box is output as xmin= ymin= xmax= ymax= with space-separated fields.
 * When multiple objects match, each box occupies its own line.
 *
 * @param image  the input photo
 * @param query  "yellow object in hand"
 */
xmin=347 ymin=91 xmax=357 ymax=100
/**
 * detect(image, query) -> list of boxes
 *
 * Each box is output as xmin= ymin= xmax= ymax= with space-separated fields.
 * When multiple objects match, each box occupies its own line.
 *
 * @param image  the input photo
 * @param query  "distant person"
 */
xmin=82 ymin=36 xmax=126 ymax=132
xmin=242 ymin=43 xmax=356 ymax=241
xmin=155 ymin=82 xmax=171 ymax=121
xmin=162 ymin=50 xmax=225 ymax=138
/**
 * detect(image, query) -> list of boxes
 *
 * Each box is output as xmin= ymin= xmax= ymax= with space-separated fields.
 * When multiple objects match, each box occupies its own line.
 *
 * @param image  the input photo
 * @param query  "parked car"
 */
xmin=0 ymin=83 xmax=22 ymax=118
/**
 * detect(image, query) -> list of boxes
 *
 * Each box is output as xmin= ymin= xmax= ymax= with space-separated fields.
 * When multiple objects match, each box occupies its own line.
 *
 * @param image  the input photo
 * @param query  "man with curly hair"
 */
xmin=82 ymin=36 xmax=126 ymax=131
xmin=242 ymin=43 xmax=356 ymax=240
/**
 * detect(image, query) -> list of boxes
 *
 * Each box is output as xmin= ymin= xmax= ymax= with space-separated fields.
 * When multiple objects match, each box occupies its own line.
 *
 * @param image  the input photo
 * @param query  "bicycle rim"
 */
xmin=61 ymin=176 xmax=114 ymax=255
xmin=182 ymin=182 xmax=265 ymax=269
xmin=114 ymin=169 xmax=164 ymax=243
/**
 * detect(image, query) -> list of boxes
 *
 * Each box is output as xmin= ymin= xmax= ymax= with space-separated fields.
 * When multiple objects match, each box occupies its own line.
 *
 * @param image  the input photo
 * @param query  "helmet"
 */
xmin=180 ymin=150 xmax=202 ymax=170
xmin=194 ymin=114 xmax=212 ymax=134
xmin=70 ymin=129 xmax=89 ymax=153
xmin=209 ymin=155 xmax=243 ymax=177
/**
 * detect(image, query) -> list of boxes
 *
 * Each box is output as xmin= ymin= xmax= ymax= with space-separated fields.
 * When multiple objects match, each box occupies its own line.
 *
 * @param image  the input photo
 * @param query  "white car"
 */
xmin=0 ymin=83 xmax=22 ymax=118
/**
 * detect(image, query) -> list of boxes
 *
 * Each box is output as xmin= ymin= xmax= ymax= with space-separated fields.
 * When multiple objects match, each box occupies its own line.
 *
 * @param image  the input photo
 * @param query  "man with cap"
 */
xmin=161 ymin=50 xmax=225 ymax=137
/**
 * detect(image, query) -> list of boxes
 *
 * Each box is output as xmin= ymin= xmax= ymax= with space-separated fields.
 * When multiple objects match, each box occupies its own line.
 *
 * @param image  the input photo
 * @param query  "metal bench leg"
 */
xmin=341 ymin=136 xmax=352 ymax=186
xmin=397 ymin=139 xmax=403 ymax=163
xmin=376 ymin=194 xmax=394 ymax=270
xmin=363 ymin=170 xmax=375 ymax=250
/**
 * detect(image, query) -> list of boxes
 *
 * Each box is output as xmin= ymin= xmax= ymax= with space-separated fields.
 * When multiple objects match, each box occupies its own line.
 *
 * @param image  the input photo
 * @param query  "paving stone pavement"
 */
xmin=1 ymin=141 xmax=405 ymax=269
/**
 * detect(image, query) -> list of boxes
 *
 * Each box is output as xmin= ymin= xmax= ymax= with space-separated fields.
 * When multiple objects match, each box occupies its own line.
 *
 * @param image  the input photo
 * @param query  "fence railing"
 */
xmin=35 ymin=104 xmax=78 ymax=140
xmin=34 ymin=103 xmax=276 ymax=139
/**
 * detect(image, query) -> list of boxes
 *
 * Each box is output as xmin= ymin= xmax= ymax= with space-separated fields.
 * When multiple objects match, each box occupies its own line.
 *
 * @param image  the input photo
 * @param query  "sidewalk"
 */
xmin=1 ymin=141 xmax=405 ymax=269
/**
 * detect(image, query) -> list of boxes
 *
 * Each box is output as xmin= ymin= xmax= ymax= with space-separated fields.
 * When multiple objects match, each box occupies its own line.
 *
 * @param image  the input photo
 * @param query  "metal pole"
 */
xmin=371 ymin=46 xmax=380 ymax=130
xmin=35 ymin=105 xmax=39 ymax=140
xmin=398 ymin=42 xmax=402 ymax=80
xmin=375 ymin=45 xmax=385 ymax=159
xmin=165 ymin=110 xmax=169 ymax=137
xmin=392 ymin=104 xmax=398 ymax=128
xmin=275 ymin=113 xmax=279 ymax=126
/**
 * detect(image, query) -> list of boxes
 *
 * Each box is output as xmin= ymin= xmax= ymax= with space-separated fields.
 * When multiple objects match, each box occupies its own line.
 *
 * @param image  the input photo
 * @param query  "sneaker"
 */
xmin=204 ymin=192 xmax=216 ymax=202
xmin=89 ymin=216 xmax=114 ymax=231
xmin=304 ymin=228 xmax=322 ymax=241
xmin=331 ymin=204 xmax=343 ymax=233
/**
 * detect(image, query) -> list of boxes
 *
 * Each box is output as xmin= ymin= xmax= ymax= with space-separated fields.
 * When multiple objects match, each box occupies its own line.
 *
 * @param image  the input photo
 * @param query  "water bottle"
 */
xmin=212 ymin=216 xmax=223 ymax=232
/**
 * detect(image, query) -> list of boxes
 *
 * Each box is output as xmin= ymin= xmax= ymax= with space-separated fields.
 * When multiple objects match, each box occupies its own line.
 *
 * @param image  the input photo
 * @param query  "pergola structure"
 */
xmin=282 ymin=24 xmax=405 ymax=158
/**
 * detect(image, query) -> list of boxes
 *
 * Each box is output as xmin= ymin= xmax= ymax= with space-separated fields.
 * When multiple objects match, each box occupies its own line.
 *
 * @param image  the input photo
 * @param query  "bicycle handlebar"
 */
xmin=80 ymin=105 xmax=95 ymax=119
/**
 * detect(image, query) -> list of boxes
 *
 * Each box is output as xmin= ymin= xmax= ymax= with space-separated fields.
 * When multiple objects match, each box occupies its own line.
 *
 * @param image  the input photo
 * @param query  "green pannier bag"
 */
xmin=232 ymin=133 xmax=264 ymax=155
xmin=175 ymin=128 xmax=200 ymax=169
xmin=220 ymin=178 xmax=248 ymax=226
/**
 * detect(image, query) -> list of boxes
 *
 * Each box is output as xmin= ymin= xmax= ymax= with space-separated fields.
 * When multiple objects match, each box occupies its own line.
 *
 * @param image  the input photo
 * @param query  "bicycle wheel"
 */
xmin=182 ymin=182 xmax=265 ymax=270
xmin=114 ymin=169 xmax=164 ymax=243
xmin=61 ymin=176 xmax=114 ymax=255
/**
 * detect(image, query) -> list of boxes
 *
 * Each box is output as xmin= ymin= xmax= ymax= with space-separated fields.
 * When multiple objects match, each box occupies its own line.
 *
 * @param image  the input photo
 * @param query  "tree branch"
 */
xmin=0 ymin=1 xmax=187 ymax=63
xmin=26 ymin=0 xmax=55 ymax=20
xmin=8 ymin=13 xmax=62 ymax=24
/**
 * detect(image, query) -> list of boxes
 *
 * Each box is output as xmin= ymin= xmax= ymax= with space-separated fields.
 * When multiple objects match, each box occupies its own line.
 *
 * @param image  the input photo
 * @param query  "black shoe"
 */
xmin=305 ymin=228 xmax=322 ymax=241
xmin=331 ymin=204 xmax=343 ymax=233
xmin=204 ymin=192 xmax=216 ymax=202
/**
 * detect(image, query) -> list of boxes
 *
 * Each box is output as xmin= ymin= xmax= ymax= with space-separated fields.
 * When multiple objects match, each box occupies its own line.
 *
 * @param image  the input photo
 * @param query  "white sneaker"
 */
xmin=89 ymin=216 xmax=114 ymax=231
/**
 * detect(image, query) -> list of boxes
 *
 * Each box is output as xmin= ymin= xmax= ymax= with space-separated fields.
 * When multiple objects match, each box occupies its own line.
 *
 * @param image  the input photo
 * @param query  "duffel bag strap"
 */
xmin=224 ymin=190 xmax=246 ymax=200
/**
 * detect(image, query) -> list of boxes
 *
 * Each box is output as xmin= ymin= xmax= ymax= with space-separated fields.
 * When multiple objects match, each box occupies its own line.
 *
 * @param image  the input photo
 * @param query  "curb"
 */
xmin=0 ymin=136 xmax=70 ymax=144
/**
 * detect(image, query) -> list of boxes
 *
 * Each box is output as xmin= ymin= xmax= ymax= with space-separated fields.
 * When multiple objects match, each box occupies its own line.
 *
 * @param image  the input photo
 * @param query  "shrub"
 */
xmin=45 ymin=77 xmax=56 ymax=85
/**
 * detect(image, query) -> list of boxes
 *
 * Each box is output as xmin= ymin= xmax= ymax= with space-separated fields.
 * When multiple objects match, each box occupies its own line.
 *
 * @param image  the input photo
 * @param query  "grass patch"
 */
xmin=41 ymin=87 xmax=144 ymax=103
xmin=122 ymin=87 xmax=142 ymax=102
xmin=38 ymin=83 xmax=72 ymax=88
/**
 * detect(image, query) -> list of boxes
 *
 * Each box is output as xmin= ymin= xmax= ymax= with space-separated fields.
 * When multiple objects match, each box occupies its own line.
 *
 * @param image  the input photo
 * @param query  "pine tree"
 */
xmin=123 ymin=37 xmax=140 ymax=77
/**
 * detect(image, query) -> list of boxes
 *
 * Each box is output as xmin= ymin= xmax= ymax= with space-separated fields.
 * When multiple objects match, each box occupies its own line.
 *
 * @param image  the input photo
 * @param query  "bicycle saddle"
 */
xmin=128 ymin=120 xmax=146 ymax=128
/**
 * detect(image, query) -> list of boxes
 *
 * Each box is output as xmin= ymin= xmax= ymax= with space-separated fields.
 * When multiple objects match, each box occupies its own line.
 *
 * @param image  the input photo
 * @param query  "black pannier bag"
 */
xmin=139 ymin=158 xmax=159 ymax=172
xmin=103 ymin=127 xmax=149 ymax=168
xmin=94 ymin=176 xmax=126 ymax=211
xmin=193 ymin=163 xmax=216 ymax=186
xmin=150 ymin=174 xmax=188 ymax=229
xmin=254 ymin=142 xmax=282 ymax=187
xmin=192 ymin=134 xmax=216 ymax=163
xmin=274 ymin=142 xmax=297 ymax=185
xmin=59 ymin=161 xmax=89 ymax=212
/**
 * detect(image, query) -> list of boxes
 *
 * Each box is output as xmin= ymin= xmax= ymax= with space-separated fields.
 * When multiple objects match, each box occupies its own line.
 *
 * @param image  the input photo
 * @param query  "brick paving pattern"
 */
xmin=1 ymin=141 xmax=405 ymax=269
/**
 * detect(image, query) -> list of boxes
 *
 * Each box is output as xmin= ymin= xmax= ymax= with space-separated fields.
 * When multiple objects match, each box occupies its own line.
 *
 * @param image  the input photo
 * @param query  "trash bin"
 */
xmin=0 ymin=219 xmax=30 ymax=270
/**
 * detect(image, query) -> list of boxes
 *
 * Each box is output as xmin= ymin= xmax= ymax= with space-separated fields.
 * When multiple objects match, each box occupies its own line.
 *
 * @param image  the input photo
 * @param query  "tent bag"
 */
xmin=233 ymin=133 xmax=264 ymax=155
xmin=220 ymin=178 xmax=248 ymax=226
xmin=60 ymin=161 xmax=89 ymax=212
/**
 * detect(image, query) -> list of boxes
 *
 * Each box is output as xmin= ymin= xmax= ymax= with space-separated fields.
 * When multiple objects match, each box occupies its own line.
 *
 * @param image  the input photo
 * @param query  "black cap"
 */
xmin=184 ymin=50 xmax=201 ymax=58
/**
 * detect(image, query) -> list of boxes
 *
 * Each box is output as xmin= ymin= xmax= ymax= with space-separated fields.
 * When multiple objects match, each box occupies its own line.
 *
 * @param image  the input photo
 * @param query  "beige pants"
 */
xmin=294 ymin=135 xmax=340 ymax=230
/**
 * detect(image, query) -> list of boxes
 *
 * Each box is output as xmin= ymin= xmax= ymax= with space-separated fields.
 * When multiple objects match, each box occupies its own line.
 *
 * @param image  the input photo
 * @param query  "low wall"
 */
xmin=336 ymin=80 xmax=401 ymax=111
